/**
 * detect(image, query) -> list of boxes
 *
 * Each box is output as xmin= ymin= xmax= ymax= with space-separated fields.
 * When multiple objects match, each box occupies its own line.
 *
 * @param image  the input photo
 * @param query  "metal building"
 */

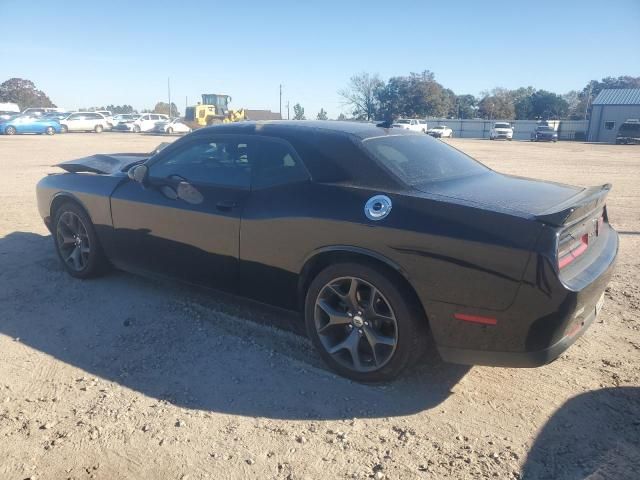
xmin=587 ymin=88 xmax=640 ymax=143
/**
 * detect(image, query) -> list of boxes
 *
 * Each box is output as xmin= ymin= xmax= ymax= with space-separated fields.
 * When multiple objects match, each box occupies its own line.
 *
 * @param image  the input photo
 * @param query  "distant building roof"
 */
xmin=244 ymin=109 xmax=282 ymax=121
xmin=592 ymin=88 xmax=640 ymax=106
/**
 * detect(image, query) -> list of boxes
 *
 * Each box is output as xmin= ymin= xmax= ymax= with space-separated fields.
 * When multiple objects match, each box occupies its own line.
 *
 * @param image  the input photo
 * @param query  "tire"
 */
xmin=45 ymin=126 xmax=55 ymax=136
xmin=133 ymin=125 xmax=141 ymax=133
xmin=449 ymin=132 xmax=454 ymax=138
xmin=53 ymin=202 xmax=108 ymax=279
xmin=94 ymin=124 xmax=104 ymax=133
xmin=508 ymin=138 xmax=512 ymax=141
xmin=61 ymin=125 xmax=68 ymax=133
xmin=305 ymin=262 xmax=427 ymax=382
xmin=167 ymin=127 xmax=173 ymax=134
xmin=5 ymin=126 xmax=17 ymax=135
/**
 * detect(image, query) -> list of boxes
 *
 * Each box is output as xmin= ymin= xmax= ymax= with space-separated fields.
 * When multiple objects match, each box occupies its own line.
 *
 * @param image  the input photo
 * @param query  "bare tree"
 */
xmin=338 ymin=73 xmax=383 ymax=121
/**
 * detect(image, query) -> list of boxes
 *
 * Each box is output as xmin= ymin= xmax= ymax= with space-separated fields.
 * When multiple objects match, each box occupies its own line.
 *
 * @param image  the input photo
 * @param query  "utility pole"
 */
xmin=185 ymin=96 xmax=188 ymax=114
xmin=584 ymin=83 xmax=592 ymax=121
xmin=167 ymin=77 xmax=171 ymax=118
xmin=286 ymin=101 xmax=290 ymax=120
xmin=279 ymin=84 xmax=282 ymax=119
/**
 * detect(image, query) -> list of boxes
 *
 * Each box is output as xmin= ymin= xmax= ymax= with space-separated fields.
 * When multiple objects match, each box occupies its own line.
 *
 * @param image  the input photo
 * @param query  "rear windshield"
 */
xmin=537 ymin=126 xmax=553 ymax=131
xmin=395 ymin=120 xmax=410 ymax=124
xmin=362 ymin=134 xmax=488 ymax=185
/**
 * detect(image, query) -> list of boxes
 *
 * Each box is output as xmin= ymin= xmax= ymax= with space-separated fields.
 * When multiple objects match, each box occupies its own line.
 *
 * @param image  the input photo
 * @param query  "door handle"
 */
xmin=216 ymin=200 xmax=238 ymax=211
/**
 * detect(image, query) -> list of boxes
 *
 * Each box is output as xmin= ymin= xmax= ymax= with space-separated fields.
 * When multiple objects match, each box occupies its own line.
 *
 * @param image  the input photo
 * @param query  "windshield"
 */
xmin=494 ymin=123 xmax=511 ymax=129
xmin=619 ymin=123 xmax=640 ymax=136
xmin=362 ymin=134 xmax=488 ymax=185
xmin=433 ymin=126 xmax=445 ymax=130
xmin=395 ymin=120 xmax=410 ymax=124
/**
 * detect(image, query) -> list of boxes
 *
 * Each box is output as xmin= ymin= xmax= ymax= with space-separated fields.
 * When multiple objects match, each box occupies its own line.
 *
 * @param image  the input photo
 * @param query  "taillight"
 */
xmin=558 ymin=233 xmax=589 ymax=269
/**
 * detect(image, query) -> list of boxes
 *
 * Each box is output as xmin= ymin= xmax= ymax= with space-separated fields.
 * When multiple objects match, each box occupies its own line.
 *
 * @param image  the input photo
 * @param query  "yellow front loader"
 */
xmin=184 ymin=94 xmax=246 ymax=128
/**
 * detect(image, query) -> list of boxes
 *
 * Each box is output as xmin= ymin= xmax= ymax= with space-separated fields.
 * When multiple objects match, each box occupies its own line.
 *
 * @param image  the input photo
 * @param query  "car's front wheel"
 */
xmin=94 ymin=124 xmax=103 ymax=133
xmin=45 ymin=126 xmax=55 ymax=135
xmin=305 ymin=262 xmax=426 ymax=382
xmin=53 ymin=202 xmax=108 ymax=279
xmin=61 ymin=125 xmax=68 ymax=133
xmin=167 ymin=127 xmax=173 ymax=134
xmin=133 ymin=125 xmax=141 ymax=133
xmin=5 ymin=126 xmax=16 ymax=135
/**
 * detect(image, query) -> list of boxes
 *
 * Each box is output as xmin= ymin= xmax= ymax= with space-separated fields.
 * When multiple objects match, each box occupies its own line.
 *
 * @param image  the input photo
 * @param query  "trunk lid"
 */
xmin=415 ymin=171 xmax=585 ymax=220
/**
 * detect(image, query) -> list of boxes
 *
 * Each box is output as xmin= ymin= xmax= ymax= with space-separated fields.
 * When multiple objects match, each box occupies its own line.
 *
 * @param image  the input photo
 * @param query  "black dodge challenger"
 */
xmin=36 ymin=121 xmax=618 ymax=382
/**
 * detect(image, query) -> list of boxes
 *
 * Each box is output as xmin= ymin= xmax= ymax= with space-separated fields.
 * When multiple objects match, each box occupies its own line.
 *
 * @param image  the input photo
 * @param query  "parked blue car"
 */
xmin=0 ymin=115 xmax=62 ymax=135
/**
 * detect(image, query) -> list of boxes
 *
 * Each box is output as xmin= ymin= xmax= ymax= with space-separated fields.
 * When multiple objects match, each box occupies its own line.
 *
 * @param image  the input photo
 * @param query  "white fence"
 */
xmin=423 ymin=119 xmax=588 ymax=141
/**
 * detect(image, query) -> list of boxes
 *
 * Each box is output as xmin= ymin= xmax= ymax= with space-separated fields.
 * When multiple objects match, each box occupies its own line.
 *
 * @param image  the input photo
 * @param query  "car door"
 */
xmin=239 ymin=137 xmax=312 ymax=308
xmin=109 ymin=134 xmax=253 ymax=291
xmin=65 ymin=113 xmax=83 ymax=131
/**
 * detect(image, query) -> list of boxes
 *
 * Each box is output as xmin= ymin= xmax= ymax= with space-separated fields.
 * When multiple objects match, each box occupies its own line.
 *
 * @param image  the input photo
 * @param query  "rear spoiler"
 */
xmin=534 ymin=184 xmax=611 ymax=227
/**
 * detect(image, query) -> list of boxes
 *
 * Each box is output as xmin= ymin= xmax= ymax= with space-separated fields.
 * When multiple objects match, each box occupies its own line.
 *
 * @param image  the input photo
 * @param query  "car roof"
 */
xmin=191 ymin=120 xmax=418 ymax=141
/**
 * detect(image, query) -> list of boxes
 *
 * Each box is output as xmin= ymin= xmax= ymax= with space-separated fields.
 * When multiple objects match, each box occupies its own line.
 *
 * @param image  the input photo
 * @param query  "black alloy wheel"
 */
xmin=305 ymin=263 xmax=427 ymax=382
xmin=314 ymin=276 xmax=398 ymax=372
xmin=53 ymin=203 xmax=108 ymax=278
xmin=56 ymin=210 xmax=91 ymax=272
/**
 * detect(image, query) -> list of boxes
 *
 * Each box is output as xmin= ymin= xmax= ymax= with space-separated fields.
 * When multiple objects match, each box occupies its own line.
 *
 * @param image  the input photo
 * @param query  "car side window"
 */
xmin=252 ymin=138 xmax=309 ymax=189
xmin=149 ymin=138 xmax=251 ymax=188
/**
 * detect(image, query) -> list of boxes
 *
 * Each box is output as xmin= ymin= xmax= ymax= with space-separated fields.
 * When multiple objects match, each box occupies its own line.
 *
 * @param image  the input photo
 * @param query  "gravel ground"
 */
xmin=0 ymin=133 xmax=638 ymax=480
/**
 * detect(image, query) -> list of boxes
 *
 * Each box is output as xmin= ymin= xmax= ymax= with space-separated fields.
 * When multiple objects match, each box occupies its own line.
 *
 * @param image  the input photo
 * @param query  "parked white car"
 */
xmin=0 ymin=102 xmax=20 ymax=120
xmin=21 ymin=107 xmax=64 ymax=116
xmin=60 ymin=112 xmax=110 ymax=133
xmin=427 ymin=125 xmax=454 ymax=138
xmin=131 ymin=114 xmax=169 ymax=133
xmin=94 ymin=110 xmax=114 ymax=127
xmin=111 ymin=114 xmax=140 ymax=127
xmin=392 ymin=118 xmax=427 ymax=133
xmin=152 ymin=118 xmax=192 ymax=134
xmin=489 ymin=122 xmax=514 ymax=140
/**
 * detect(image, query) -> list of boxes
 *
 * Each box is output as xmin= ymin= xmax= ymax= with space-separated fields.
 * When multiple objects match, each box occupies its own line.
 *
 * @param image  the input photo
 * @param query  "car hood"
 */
xmin=56 ymin=153 xmax=150 ymax=174
xmin=414 ymin=171 xmax=583 ymax=217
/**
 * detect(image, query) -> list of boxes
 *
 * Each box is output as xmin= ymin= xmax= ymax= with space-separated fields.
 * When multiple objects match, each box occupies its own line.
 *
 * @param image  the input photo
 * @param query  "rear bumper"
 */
xmin=438 ymin=305 xmax=597 ymax=367
xmin=430 ymin=226 xmax=618 ymax=368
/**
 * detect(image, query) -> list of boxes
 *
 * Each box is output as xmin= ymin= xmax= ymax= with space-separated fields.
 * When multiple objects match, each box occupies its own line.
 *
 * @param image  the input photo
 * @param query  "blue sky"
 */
xmin=1 ymin=0 xmax=639 ymax=118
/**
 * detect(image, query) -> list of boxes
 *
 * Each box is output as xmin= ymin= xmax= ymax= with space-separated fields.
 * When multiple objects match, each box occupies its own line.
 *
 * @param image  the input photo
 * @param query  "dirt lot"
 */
xmin=1 ymin=133 xmax=639 ymax=480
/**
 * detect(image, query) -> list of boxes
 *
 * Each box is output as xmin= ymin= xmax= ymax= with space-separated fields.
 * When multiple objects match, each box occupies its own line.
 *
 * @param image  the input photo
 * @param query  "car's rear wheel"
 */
xmin=167 ymin=127 xmax=173 ymax=134
xmin=5 ymin=126 xmax=16 ymax=135
xmin=94 ymin=124 xmax=103 ymax=133
xmin=53 ymin=202 xmax=108 ymax=279
xmin=305 ymin=263 xmax=426 ymax=382
xmin=61 ymin=125 xmax=68 ymax=133
xmin=133 ymin=125 xmax=141 ymax=133
xmin=45 ymin=126 xmax=55 ymax=135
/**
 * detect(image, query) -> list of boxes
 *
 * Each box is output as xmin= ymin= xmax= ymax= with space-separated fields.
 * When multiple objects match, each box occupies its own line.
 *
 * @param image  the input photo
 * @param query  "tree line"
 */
xmin=338 ymin=72 xmax=640 ymax=121
xmin=3 ymin=74 xmax=639 ymax=121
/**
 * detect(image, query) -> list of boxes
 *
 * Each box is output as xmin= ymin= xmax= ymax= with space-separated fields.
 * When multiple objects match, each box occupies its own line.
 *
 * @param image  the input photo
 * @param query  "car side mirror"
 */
xmin=128 ymin=164 xmax=148 ymax=184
